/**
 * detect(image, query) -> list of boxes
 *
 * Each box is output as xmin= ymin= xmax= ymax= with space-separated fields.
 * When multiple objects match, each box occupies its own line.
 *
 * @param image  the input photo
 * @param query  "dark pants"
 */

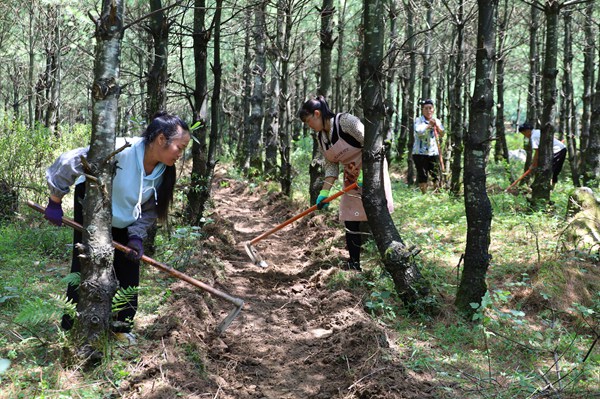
xmin=345 ymin=221 xmax=362 ymax=263
xmin=61 ymin=183 xmax=139 ymax=333
xmin=552 ymin=148 xmax=567 ymax=185
xmin=413 ymin=154 xmax=438 ymax=184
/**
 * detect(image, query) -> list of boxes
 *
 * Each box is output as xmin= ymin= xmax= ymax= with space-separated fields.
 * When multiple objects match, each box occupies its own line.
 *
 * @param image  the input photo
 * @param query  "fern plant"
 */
xmin=14 ymin=294 xmax=75 ymax=327
xmin=111 ymin=286 xmax=139 ymax=314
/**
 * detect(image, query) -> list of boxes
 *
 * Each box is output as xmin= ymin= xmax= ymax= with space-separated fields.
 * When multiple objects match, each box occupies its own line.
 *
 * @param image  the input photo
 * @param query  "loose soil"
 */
xmin=119 ymin=169 xmax=443 ymax=399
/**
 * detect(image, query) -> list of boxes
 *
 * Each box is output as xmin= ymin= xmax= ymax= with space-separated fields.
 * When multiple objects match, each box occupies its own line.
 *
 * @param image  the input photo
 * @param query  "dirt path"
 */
xmin=122 ymin=170 xmax=439 ymax=399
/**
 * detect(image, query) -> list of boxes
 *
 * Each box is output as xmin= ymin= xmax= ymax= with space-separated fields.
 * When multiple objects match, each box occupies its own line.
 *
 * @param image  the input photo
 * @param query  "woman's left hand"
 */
xmin=126 ymin=236 xmax=144 ymax=261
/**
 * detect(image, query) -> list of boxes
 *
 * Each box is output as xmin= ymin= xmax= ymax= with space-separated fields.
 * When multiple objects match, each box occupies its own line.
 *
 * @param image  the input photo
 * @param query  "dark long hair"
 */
xmin=142 ymin=111 xmax=190 ymax=221
xmin=297 ymin=95 xmax=335 ymax=128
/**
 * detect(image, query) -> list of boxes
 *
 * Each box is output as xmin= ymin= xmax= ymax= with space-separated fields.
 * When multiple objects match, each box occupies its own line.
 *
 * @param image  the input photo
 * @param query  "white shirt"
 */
xmin=530 ymin=129 xmax=566 ymax=155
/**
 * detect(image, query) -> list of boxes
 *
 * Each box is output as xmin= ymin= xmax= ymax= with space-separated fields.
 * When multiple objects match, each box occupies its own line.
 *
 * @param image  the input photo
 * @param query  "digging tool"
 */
xmin=27 ymin=200 xmax=244 ymax=335
xmin=505 ymin=168 xmax=532 ymax=192
xmin=433 ymin=126 xmax=445 ymax=174
xmin=244 ymin=182 xmax=359 ymax=267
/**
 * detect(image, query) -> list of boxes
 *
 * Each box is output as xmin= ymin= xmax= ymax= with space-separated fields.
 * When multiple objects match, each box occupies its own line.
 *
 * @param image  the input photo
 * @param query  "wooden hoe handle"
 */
xmin=249 ymin=182 xmax=359 ymax=246
xmin=25 ymin=201 xmax=245 ymax=310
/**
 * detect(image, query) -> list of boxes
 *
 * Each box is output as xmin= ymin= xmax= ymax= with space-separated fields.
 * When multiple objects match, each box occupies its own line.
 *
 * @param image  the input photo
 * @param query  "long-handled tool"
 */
xmin=433 ymin=126 xmax=445 ymax=174
xmin=505 ymin=168 xmax=532 ymax=192
xmin=244 ymin=182 xmax=359 ymax=267
xmin=27 ymin=200 xmax=244 ymax=336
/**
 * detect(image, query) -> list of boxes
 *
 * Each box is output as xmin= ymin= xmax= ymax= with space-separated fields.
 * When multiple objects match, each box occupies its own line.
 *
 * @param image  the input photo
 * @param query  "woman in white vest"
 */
xmin=298 ymin=96 xmax=394 ymax=271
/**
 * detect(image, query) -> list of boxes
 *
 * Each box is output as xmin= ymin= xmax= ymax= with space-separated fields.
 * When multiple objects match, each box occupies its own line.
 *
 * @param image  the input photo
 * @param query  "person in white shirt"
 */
xmin=412 ymin=99 xmax=445 ymax=194
xmin=518 ymin=123 xmax=567 ymax=186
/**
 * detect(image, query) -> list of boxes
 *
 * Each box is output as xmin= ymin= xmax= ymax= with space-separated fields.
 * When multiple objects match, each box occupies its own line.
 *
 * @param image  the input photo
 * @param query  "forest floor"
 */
xmin=117 ymin=167 xmax=447 ymax=399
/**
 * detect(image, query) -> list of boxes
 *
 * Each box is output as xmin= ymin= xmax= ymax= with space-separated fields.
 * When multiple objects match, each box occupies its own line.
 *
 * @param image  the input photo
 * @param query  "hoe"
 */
xmin=27 ymin=201 xmax=244 ymax=336
xmin=244 ymin=182 xmax=358 ymax=267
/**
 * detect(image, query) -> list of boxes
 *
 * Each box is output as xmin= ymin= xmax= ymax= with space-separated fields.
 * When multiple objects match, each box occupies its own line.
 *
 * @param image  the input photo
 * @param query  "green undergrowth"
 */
xmin=1 ymin=140 xmax=599 ymax=398
xmin=326 ymin=161 xmax=599 ymax=398
xmin=0 ymin=213 xmax=207 ymax=399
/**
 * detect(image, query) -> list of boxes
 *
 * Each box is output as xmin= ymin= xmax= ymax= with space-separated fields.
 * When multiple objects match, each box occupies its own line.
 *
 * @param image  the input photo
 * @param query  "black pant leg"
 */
xmin=111 ymin=227 xmax=140 ymax=333
xmin=61 ymin=183 xmax=85 ymax=330
xmin=552 ymin=148 xmax=567 ymax=185
xmin=344 ymin=221 xmax=362 ymax=263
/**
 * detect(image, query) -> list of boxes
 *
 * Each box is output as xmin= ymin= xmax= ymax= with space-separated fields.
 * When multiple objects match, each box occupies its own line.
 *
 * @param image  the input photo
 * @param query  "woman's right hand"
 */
xmin=44 ymin=197 xmax=64 ymax=226
xmin=316 ymin=190 xmax=330 ymax=210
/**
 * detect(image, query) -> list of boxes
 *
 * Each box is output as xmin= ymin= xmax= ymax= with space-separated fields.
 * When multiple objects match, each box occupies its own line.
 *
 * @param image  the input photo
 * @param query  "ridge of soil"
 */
xmin=120 ymin=170 xmax=442 ymax=399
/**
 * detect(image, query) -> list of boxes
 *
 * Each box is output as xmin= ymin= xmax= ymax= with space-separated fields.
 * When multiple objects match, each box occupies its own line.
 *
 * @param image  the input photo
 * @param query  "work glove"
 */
xmin=357 ymin=170 xmax=363 ymax=187
xmin=126 ymin=235 xmax=144 ymax=262
xmin=316 ymin=190 xmax=330 ymax=210
xmin=44 ymin=198 xmax=63 ymax=226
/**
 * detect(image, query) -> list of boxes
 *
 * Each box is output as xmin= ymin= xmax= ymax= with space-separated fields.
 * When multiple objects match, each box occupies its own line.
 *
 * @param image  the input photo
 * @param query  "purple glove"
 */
xmin=126 ymin=235 xmax=144 ymax=261
xmin=44 ymin=198 xmax=63 ymax=226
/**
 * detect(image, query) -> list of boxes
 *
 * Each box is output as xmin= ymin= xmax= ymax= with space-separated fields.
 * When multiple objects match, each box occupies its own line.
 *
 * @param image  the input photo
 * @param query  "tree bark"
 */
xmin=361 ymin=0 xmax=427 ymax=305
xmin=449 ymin=0 xmax=466 ymax=195
xmin=525 ymin=4 xmax=541 ymax=172
xmin=77 ymin=0 xmax=124 ymax=362
xmin=236 ymin=7 xmax=252 ymax=169
xmin=559 ymin=10 xmax=579 ymax=187
xmin=455 ymin=0 xmax=496 ymax=317
xmin=580 ymin=1 xmax=594 ymax=155
xmin=383 ymin=0 xmax=400 ymax=163
xmin=334 ymin=1 xmax=347 ymax=111
xmin=278 ymin=0 xmax=293 ymax=196
xmin=400 ymin=0 xmax=416 ymax=186
xmin=146 ymin=0 xmax=168 ymax=118
xmin=186 ymin=0 xmax=210 ymax=224
xmin=204 ymin=0 xmax=222 ymax=205
xmin=494 ymin=0 xmax=509 ymax=163
xmin=241 ymin=1 xmax=267 ymax=174
xmin=318 ymin=0 xmax=335 ymax=100
xmin=531 ymin=1 xmax=560 ymax=205
xmin=420 ymin=0 xmax=433 ymax=100
xmin=310 ymin=0 xmax=336 ymax=205
xmin=581 ymin=32 xmax=600 ymax=187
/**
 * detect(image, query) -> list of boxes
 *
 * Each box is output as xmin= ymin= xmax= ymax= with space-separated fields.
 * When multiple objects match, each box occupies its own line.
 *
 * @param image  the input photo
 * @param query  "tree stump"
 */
xmin=563 ymin=187 xmax=600 ymax=254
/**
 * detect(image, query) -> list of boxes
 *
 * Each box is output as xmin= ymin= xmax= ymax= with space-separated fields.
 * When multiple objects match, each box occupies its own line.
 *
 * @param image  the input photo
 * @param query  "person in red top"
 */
xmin=298 ymin=96 xmax=394 ymax=271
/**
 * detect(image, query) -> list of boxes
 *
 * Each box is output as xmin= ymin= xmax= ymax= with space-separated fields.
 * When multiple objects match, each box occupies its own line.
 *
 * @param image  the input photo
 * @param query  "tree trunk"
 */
xmin=242 ymin=1 xmax=267 ymax=174
xmin=420 ymin=0 xmax=433 ymax=100
xmin=310 ymin=0 xmax=335 ymax=204
xmin=402 ymin=0 xmax=416 ymax=186
xmin=318 ymin=0 xmax=334 ymax=100
xmin=494 ymin=0 xmax=509 ymax=163
xmin=361 ymin=0 xmax=427 ymax=305
xmin=384 ymin=0 xmax=400 ymax=163
xmin=204 ymin=0 xmax=222 ymax=205
xmin=525 ymin=4 xmax=541 ymax=171
xmin=46 ymin=5 xmax=61 ymax=135
xmin=278 ymin=0 xmax=293 ymax=196
xmin=449 ymin=0 xmax=465 ymax=195
xmin=263 ymin=39 xmax=280 ymax=179
xmin=531 ymin=1 xmax=560 ymax=205
xmin=236 ymin=7 xmax=252 ymax=169
xmin=580 ymin=1 xmax=594 ymax=155
xmin=264 ymin=0 xmax=286 ymax=178
xmin=581 ymin=33 xmax=600 ymax=187
xmin=455 ymin=0 xmax=496 ymax=317
xmin=560 ymin=10 xmax=579 ymax=187
xmin=146 ymin=0 xmax=168 ymax=118
xmin=186 ymin=0 xmax=210 ymax=224
xmin=27 ymin=3 xmax=35 ymax=127
xmin=77 ymin=0 xmax=124 ymax=362
xmin=334 ymin=1 xmax=347 ymax=111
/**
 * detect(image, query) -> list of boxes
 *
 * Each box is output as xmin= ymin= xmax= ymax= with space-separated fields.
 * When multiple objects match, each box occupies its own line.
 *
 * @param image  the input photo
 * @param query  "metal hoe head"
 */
xmin=244 ymin=241 xmax=268 ymax=268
